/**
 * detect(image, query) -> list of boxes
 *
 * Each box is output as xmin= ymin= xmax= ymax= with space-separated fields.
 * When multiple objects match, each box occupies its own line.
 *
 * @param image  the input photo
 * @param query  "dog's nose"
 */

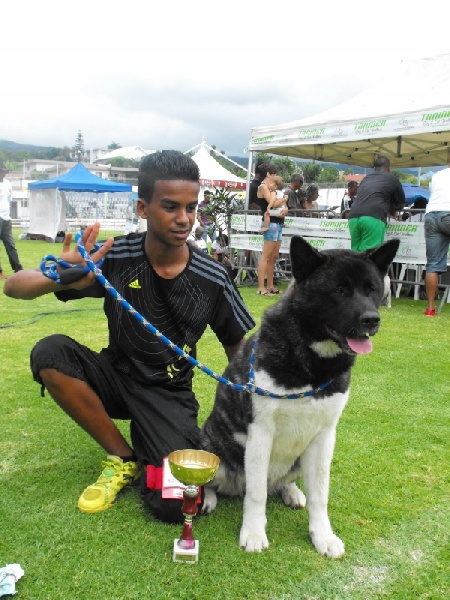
xmin=361 ymin=311 xmax=380 ymax=330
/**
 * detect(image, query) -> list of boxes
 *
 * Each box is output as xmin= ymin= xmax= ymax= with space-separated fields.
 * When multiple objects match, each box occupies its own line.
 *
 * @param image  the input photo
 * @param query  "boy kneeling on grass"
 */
xmin=3 ymin=151 xmax=255 ymax=524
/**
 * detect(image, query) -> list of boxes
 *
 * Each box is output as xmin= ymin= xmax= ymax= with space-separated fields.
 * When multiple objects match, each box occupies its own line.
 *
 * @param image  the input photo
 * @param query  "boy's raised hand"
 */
xmin=60 ymin=222 xmax=114 ymax=267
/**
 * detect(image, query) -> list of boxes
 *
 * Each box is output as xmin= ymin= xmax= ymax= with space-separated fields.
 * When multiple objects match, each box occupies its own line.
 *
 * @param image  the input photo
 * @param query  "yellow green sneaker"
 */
xmin=78 ymin=455 xmax=142 ymax=513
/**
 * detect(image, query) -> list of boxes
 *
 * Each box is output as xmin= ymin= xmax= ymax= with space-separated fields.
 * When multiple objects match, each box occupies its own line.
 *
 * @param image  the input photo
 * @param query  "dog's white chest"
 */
xmin=252 ymin=372 xmax=349 ymax=468
xmin=272 ymin=398 xmax=342 ymax=459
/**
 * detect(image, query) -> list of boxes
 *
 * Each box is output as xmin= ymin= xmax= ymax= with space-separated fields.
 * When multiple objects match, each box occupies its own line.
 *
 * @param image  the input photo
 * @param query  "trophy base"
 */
xmin=172 ymin=539 xmax=199 ymax=563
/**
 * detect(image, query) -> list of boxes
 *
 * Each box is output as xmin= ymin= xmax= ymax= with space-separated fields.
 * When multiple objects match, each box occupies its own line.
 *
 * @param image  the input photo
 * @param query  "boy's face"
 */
xmin=137 ymin=180 xmax=199 ymax=247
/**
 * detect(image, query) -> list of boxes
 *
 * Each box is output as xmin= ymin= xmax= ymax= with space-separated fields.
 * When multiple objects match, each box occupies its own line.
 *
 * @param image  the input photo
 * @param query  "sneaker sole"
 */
xmin=78 ymin=486 xmax=130 ymax=513
xmin=78 ymin=502 xmax=116 ymax=514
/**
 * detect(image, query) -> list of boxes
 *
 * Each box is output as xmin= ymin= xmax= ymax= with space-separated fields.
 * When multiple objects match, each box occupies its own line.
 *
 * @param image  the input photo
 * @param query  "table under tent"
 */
xmin=27 ymin=163 xmax=133 ymax=242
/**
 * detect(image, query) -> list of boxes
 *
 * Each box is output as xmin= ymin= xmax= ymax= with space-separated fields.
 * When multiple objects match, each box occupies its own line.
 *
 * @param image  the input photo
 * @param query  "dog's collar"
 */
xmin=246 ymin=337 xmax=332 ymax=400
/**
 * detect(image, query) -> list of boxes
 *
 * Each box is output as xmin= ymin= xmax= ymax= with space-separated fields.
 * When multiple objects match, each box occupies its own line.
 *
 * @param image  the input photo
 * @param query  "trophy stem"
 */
xmin=177 ymin=485 xmax=199 ymax=551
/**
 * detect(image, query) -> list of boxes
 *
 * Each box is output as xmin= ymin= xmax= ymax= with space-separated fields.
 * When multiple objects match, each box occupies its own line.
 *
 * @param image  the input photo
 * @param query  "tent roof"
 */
xmin=190 ymin=142 xmax=246 ymax=189
xmin=28 ymin=162 xmax=132 ymax=192
xmin=94 ymin=145 xmax=154 ymax=162
xmin=248 ymin=54 xmax=450 ymax=168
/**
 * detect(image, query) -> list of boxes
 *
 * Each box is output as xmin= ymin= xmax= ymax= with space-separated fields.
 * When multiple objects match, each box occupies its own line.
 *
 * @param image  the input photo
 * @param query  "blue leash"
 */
xmin=40 ymin=238 xmax=332 ymax=399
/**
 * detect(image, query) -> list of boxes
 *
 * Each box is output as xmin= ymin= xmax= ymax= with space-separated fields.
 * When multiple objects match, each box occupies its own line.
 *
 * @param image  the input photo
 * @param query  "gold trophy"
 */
xmin=168 ymin=449 xmax=220 ymax=563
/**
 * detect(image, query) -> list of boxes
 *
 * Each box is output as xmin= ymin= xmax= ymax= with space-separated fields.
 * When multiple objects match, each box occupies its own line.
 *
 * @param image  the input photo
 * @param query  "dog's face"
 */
xmin=286 ymin=236 xmax=400 ymax=356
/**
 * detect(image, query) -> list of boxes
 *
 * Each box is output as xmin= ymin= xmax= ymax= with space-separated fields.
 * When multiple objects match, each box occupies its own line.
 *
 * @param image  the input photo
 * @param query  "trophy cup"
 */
xmin=168 ymin=449 xmax=220 ymax=563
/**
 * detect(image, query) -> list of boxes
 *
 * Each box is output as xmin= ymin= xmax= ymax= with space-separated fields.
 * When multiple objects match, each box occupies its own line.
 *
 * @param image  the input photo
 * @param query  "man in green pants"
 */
xmin=349 ymin=156 xmax=405 ymax=251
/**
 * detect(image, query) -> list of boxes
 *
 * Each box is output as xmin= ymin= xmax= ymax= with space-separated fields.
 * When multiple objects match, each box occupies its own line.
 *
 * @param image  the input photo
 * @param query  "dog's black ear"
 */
xmin=290 ymin=236 xmax=327 ymax=282
xmin=365 ymin=239 xmax=400 ymax=275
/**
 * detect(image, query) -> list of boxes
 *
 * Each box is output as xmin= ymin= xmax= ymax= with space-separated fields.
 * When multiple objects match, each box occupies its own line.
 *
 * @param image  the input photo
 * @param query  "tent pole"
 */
xmin=54 ymin=189 xmax=58 ymax=242
xmin=244 ymin=151 xmax=253 ymax=211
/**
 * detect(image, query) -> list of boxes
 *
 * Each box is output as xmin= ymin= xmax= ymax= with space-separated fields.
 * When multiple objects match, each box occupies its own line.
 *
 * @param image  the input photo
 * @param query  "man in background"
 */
xmin=248 ymin=161 xmax=266 ymax=211
xmin=340 ymin=180 xmax=358 ymax=219
xmin=190 ymin=225 xmax=208 ymax=253
xmin=0 ymin=162 xmax=23 ymax=279
xmin=284 ymin=173 xmax=305 ymax=214
xmin=349 ymin=156 xmax=405 ymax=251
xmin=197 ymin=189 xmax=216 ymax=243
xmin=423 ymin=162 xmax=450 ymax=316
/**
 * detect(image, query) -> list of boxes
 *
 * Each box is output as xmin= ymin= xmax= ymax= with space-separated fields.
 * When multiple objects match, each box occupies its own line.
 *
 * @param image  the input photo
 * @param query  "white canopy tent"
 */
xmin=94 ymin=146 xmax=154 ymax=162
xmin=247 ymin=54 xmax=450 ymax=169
xmin=187 ymin=138 xmax=247 ymax=191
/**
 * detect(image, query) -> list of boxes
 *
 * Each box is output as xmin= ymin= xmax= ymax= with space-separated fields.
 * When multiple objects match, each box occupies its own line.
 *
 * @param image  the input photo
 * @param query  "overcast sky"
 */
xmin=3 ymin=1 xmax=450 ymax=157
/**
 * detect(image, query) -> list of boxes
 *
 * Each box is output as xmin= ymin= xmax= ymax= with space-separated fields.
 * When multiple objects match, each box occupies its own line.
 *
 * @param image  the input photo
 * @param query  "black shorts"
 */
xmin=31 ymin=334 xmax=202 ymax=523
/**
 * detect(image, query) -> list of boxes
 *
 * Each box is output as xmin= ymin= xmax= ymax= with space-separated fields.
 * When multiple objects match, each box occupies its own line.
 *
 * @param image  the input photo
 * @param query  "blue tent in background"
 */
xmin=27 ymin=163 xmax=132 ymax=241
xmin=401 ymin=183 xmax=430 ymax=206
xmin=28 ymin=162 xmax=132 ymax=192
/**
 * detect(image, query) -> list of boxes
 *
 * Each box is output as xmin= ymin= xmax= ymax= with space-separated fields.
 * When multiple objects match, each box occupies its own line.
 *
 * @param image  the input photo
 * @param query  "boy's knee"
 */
xmin=31 ymin=334 xmax=69 ymax=362
xmin=31 ymin=335 xmax=60 ymax=375
xmin=30 ymin=334 xmax=79 ymax=387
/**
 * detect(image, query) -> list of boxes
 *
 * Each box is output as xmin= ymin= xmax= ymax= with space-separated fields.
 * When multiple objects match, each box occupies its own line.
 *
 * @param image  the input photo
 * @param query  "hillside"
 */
xmin=0 ymin=139 xmax=55 ymax=152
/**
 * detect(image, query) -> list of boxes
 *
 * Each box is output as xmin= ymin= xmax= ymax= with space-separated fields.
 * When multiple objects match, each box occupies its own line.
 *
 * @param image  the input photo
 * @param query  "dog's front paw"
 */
xmin=281 ymin=482 xmax=306 ymax=508
xmin=310 ymin=531 xmax=345 ymax=558
xmin=240 ymin=524 xmax=269 ymax=552
xmin=201 ymin=487 xmax=217 ymax=515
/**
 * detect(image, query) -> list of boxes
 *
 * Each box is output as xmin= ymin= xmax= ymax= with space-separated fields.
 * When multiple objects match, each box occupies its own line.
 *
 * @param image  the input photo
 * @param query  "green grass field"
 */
xmin=0 ymin=232 xmax=449 ymax=599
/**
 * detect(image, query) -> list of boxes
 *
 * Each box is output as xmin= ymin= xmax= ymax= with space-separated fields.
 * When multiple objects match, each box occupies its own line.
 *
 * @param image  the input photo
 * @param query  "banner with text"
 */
xmin=230 ymin=214 xmax=450 ymax=266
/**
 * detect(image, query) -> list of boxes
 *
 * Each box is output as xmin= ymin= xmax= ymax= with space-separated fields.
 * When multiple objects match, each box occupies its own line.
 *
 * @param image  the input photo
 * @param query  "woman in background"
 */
xmin=255 ymin=163 xmax=287 ymax=296
xmin=303 ymin=183 xmax=319 ymax=213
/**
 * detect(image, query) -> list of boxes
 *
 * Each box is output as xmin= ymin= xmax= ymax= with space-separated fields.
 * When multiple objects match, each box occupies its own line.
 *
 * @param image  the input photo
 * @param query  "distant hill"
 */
xmin=312 ymin=162 xmax=366 ymax=174
xmin=229 ymin=156 xmax=248 ymax=168
xmin=0 ymin=139 xmax=55 ymax=152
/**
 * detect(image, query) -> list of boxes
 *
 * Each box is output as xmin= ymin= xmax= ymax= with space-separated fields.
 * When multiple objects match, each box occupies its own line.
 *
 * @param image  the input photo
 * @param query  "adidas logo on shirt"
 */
xmin=128 ymin=279 xmax=141 ymax=289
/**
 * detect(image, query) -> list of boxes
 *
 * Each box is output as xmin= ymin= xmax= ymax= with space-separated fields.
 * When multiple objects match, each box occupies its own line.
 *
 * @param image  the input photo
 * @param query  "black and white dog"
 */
xmin=201 ymin=236 xmax=399 ymax=557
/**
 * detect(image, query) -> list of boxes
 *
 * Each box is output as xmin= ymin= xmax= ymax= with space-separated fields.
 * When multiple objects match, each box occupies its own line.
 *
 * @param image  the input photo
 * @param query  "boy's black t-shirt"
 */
xmin=56 ymin=233 xmax=255 ymax=388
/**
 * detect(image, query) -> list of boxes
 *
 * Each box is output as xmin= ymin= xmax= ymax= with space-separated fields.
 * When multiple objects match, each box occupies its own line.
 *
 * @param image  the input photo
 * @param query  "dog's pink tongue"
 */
xmin=347 ymin=337 xmax=373 ymax=354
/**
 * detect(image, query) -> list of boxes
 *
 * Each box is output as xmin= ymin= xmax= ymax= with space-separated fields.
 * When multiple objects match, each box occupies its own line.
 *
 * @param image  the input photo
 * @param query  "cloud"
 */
xmin=2 ymin=1 xmax=450 ymax=156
